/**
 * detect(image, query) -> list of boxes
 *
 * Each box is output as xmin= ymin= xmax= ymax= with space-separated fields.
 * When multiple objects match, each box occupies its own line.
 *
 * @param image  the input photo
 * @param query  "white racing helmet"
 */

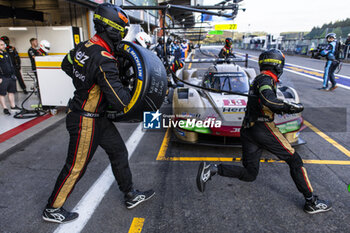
xmin=135 ymin=32 xmax=151 ymax=48
xmin=39 ymin=40 xmax=51 ymax=53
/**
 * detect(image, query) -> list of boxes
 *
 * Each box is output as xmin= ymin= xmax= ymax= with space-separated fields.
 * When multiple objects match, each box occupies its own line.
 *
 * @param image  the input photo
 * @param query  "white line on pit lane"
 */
xmin=54 ymin=123 xmax=145 ymax=233
xmin=284 ymin=69 xmax=350 ymax=91
xmin=235 ymin=53 xmax=350 ymax=90
xmin=285 ymin=63 xmax=350 ymax=80
xmin=240 ymin=53 xmax=350 ymax=80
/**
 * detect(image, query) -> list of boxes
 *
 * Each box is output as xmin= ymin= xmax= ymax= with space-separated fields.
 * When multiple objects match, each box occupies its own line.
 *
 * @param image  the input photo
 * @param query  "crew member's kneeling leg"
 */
xmin=218 ymin=134 xmax=262 ymax=182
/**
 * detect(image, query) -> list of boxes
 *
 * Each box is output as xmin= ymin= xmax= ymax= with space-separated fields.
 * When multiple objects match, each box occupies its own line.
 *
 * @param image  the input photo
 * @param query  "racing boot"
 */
xmin=196 ymin=162 xmax=218 ymax=192
xmin=42 ymin=206 xmax=79 ymax=223
xmin=124 ymin=189 xmax=155 ymax=209
xmin=304 ymin=195 xmax=332 ymax=214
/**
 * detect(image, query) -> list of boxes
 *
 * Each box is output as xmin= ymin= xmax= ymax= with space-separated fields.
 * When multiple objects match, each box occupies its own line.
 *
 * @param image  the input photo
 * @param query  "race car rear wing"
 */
xmin=184 ymin=54 xmax=249 ymax=67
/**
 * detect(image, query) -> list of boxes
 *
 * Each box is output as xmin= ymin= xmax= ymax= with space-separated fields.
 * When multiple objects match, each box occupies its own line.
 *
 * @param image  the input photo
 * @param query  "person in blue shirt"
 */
xmin=180 ymin=39 xmax=188 ymax=61
xmin=319 ymin=33 xmax=339 ymax=91
xmin=173 ymin=40 xmax=181 ymax=61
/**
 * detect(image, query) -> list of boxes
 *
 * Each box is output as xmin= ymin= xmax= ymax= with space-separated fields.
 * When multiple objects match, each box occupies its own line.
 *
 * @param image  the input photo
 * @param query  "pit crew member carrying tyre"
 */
xmin=197 ymin=49 xmax=332 ymax=215
xmin=43 ymin=3 xmax=155 ymax=224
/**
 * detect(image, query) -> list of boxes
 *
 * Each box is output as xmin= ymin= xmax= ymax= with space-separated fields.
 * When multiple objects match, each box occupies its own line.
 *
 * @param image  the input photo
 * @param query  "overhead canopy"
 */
xmin=64 ymin=0 xmax=98 ymax=10
xmin=159 ymin=0 xmax=195 ymax=28
xmin=0 ymin=5 xmax=44 ymax=21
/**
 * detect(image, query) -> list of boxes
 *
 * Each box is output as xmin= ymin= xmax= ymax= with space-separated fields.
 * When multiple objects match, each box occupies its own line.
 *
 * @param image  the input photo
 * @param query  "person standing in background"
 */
xmin=345 ymin=33 xmax=350 ymax=59
xmin=155 ymin=37 xmax=165 ymax=62
xmin=166 ymin=37 xmax=174 ymax=56
xmin=0 ymin=39 xmax=21 ymax=115
xmin=173 ymin=40 xmax=181 ymax=61
xmin=180 ymin=39 xmax=188 ymax=61
xmin=1 ymin=36 xmax=28 ymax=94
xmin=28 ymin=38 xmax=39 ymax=78
xmin=319 ymin=33 xmax=339 ymax=91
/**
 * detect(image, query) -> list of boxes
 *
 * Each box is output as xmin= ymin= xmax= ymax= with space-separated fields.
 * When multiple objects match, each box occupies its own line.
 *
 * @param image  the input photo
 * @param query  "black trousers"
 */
xmin=218 ymin=122 xmax=313 ymax=198
xmin=47 ymin=112 xmax=133 ymax=208
xmin=14 ymin=68 xmax=26 ymax=91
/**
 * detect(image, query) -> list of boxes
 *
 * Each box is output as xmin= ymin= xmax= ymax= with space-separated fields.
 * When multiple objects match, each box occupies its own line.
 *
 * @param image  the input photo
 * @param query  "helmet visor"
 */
xmin=259 ymin=58 xmax=283 ymax=65
xmin=94 ymin=14 xmax=127 ymax=38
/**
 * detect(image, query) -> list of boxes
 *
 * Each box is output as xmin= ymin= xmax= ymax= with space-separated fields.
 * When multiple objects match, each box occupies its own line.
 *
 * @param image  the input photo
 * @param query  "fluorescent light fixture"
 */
xmin=52 ymin=27 xmax=70 ymax=31
xmin=9 ymin=27 xmax=27 ymax=31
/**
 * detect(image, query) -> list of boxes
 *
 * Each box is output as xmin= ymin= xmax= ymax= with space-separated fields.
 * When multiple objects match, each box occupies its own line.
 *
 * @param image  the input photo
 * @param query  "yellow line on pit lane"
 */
xmin=128 ymin=218 xmax=145 ymax=233
xmin=188 ymin=54 xmax=194 ymax=69
xmin=158 ymin=156 xmax=350 ymax=165
xmin=304 ymin=120 xmax=350 ymax=158
xmin=156 ymin=128 xmax=350 ymax=165
xmin=156 ymin=128 xmax=171 ymax=160
xmin=188 ymin=61 xmax=193 ymax=69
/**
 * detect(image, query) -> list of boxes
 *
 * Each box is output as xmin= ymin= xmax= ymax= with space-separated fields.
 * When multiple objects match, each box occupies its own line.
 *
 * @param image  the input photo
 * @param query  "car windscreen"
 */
xmin=204 ymin=72 xmax=249 ymax=93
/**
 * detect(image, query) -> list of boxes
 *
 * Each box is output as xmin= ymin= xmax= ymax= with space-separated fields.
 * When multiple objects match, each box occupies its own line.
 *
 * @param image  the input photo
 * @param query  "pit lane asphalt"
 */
xmin=0 ymin=46 xmax=349 ymax=233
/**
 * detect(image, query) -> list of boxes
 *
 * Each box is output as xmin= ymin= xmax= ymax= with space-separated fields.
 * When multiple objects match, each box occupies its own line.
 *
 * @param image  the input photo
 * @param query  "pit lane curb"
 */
xmin=0 ymin=112 xmax=66 ymax=161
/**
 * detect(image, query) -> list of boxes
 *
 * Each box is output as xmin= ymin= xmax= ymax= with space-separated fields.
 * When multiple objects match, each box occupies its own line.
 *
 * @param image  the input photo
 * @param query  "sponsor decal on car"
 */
xmin=223 ymin=99 xmax=247 ymax=106
xmin=222 ymin=107 xmax=246 ymax=113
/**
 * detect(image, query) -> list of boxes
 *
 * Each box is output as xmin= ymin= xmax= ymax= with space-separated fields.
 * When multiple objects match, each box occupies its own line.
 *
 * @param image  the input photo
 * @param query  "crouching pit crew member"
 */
xmin=218 ymin=37 xmax=236 ymax=59
xmin=197 ymin=49 xmax=331 ymax=214
xmin=43 ymin=3 xmax=155 ymax=224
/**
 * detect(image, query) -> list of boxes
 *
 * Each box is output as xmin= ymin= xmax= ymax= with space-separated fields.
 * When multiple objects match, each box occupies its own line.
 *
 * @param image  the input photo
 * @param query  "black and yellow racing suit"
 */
xmin=217 ymin=70 xmax=314 ymax=198
xmin=47 ymin=34 xmax=133 ymax=208
xmin=6 ymin=45 xmax=26 ymax=92
xmin=218 ymin=46 xmax=236 ymax=59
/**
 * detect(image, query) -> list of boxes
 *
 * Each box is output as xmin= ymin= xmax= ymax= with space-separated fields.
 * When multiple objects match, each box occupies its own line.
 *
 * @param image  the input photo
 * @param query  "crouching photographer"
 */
xmin=43 ymin=3 xmax=155 ymax=224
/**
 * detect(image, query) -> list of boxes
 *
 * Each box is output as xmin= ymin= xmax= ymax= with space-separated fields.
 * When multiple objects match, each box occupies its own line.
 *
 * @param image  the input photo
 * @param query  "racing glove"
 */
xmin=285 ymin=102 xmax=304 ymax=114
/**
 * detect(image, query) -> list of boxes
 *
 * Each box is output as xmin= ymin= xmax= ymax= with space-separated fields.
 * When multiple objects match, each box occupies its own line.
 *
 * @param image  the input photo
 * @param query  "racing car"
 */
xmin=172 ymin=57 xmax=305 ymax=147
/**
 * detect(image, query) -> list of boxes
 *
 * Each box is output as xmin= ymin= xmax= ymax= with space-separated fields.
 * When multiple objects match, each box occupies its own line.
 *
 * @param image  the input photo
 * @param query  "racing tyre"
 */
xmin=114 ymin=41 xmax=167 ymax=121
